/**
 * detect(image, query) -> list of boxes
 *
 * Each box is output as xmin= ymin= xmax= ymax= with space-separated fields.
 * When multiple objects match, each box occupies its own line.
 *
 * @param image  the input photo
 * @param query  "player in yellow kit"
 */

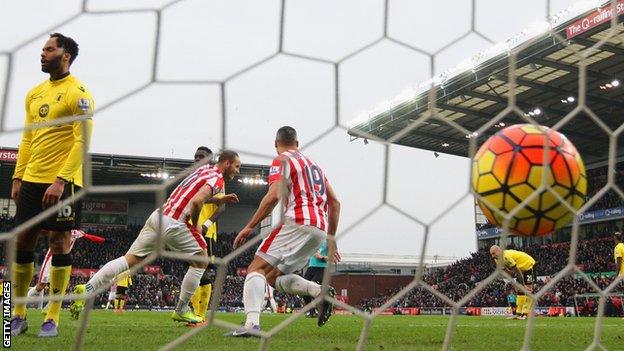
xmin=114 ymin=271 xmax=133 ymax=313
xmin=10 ymin=33 xmax=94 ymax=338
xmin=190 ymin=147 xmax=226 ymax=323
xmin=614 ymin=232 xmax=624 ymax=319
xmin=490 ymin=245 xmax=536 ymax=320
xmin=615 ymin=232 xmax=624 ymax=277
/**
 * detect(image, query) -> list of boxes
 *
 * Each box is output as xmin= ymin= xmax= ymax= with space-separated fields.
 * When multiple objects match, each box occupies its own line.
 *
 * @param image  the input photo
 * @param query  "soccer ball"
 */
xmin=472 ymin=124 xmax=587 ymax=236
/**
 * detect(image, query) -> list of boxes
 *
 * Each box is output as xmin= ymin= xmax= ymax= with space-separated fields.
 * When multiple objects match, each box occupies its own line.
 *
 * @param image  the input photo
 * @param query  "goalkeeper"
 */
xmin=490 ymin=245 xmax=536 ymax=320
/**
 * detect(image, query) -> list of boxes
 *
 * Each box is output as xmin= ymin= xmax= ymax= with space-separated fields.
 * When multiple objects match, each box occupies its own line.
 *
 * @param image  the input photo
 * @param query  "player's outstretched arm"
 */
xmin=205 ymin=193 xmax=239 ymax=205
xmin=616 ymin=257 xmax=622 ymax=276
xmin=233 ymin=181 xmax=280 ymax=248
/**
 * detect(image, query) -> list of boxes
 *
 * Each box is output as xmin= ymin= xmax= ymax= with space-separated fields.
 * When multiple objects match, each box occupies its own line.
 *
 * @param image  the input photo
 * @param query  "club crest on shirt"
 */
xmin=269 ymin=166 xmax=281 ymax=176
xmin=38 ymin=104 xmax=49 ymax=117
xmin=78 ymin=98 xmax=90 ymax=112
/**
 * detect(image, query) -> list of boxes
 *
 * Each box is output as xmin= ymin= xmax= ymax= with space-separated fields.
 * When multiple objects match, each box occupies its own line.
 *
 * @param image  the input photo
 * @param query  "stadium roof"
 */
xmin=0 ymin=148 xmax=269 ymax=204
xmin=348 ymin=4 xmax=624 ymax=168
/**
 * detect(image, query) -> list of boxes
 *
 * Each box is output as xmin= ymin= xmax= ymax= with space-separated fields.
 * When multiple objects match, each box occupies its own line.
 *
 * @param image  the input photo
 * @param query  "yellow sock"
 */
xmin=45 ymin=265 xmax=71 ymax=325
xmin=114 ymin=299 xmax=119 ymax=309
xmin=12 ymin=262 xmax=34 ymax=318
xmin=524 ymin=296 xmax=532 ymax=315
xmin=191 ymin=287 xmax=201 ymax=315
xmin=119 ymin=299 xmax=125 ymax=310
xmin=516 ymin=295 xmax=526 ymax=315
xmin=198 ymin=284 xmax=212 ymax=317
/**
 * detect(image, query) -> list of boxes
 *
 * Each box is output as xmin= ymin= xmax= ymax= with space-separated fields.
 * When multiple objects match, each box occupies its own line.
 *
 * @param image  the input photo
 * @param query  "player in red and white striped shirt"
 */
xmin=230 ymin=126 xmax=341 ymax=337
xmin=74 ymin=150 xmax=240 ymax=325
xmin=27 ymin=230 xmax=105 ymax=310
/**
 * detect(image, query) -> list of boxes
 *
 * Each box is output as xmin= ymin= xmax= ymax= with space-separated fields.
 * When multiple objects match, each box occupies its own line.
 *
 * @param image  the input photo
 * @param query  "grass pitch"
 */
xmin=10 ymin=309 xmax=624 ymax=350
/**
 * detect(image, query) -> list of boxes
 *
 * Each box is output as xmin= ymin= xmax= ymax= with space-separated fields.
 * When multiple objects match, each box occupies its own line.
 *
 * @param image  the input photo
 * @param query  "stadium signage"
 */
xmin=0 ymin=150 xmax=17 ymax=162
xmin=480 ymin=307 xmax=509 ymax=316
xmin=82 ymin=199 xmax=128 ymax=213
xmin=566 ymin=0 xmax=624 ymax=39
xmin=477 ymin=206 xmax=624 ymax=239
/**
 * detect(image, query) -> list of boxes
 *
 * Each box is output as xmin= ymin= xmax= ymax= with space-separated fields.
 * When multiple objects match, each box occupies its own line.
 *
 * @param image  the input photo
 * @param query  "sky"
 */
xmin=0 ymin=0 xmax=586 ymax=261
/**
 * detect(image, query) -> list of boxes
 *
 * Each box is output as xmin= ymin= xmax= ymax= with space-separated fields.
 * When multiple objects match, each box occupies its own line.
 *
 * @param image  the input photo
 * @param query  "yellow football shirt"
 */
xmin=197 ymin=187 xmax=224 ymax=241
xmin=13 ymin=74 xmax=94 ymax=187
xmin=116 ymin=271 xmax=132 ymax=288
xmin=614 ymin=243 xmax=624 ymax=276
xmin=498 ymin=249 xmax=535 ymax=272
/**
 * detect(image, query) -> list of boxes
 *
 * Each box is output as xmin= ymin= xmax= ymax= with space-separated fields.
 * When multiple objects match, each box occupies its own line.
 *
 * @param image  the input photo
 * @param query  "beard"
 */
xmin=41 ymin=55 xmax=63 ymax=73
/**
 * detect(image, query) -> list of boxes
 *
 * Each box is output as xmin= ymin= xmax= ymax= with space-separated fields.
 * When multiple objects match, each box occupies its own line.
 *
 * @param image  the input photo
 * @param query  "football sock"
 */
xmin=197 ymin=284 xmax=212 ymax=317
xmin=46 ymin=254 xmax=72 ymax=325
xmin=85 ymin=257 xmax=129 ymax=293
xmin=516 ymin=295 xmax=526 ymax=316
xmin=243 ymin=272 xmax=266 ymax=327
xmin=524 ymin=296 xmax=532 ymax=315
xmin=175 ymin=267 xmax=205 ymax=314
xmin=119 ymin=299 xmax=125 ymax=310
xmin=191 ymin=286 xmax=201 ymax=314
xmin=12 ymin=255 xmax=35 ymax=318
xmin=114 ymin=299 xmax=119 ymax=309
xmin=275 ymin=274 xmax=321 ymax=298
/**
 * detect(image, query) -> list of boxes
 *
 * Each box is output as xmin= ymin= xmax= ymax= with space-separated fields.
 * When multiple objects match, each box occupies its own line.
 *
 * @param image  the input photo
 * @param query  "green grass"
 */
xmin=9 ymin=309 xmax=624 ymax=350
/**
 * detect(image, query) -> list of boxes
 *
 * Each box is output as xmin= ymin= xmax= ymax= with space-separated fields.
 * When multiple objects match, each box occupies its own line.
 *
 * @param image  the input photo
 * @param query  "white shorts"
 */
xmin=256 ymin=221 xmax=326 ymax=274
xmin=38 ymin=252 xmax=52 ymax=284
xmin=108 ymin=291 xmax=116 ymax=301
xmin=127 ymin=211 xmax=207 ymax=257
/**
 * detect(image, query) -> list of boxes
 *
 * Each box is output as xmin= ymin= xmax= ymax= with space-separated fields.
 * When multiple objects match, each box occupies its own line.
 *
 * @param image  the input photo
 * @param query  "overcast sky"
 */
xmin=0 ymin=0 xmax=583 ymax=260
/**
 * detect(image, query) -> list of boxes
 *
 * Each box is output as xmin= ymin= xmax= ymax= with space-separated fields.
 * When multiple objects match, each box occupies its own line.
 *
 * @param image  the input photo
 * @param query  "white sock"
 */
xmin=175 ymin=267 xmax=205 ymax=313
xmin=243 ymin=272 xmax=267 ymax=327
xmin=27 ymin=287 xmax=39 ymax=298
xmin=38 ymin=290 xmax=44 ymax=309
xmin=27 ymin=287 xmax=44 ymax=309
xmin=86 ymin=257 xmax=129 ymax=293
xmin=275 ymin=274 xmax=321 ymax=298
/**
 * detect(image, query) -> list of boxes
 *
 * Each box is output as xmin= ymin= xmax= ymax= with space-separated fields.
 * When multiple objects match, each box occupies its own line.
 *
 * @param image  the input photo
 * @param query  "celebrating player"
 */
xmin=490 ymin=245 xmax=536 ymax=320
xmin=190 ymin=146 xmax=227 ymax=322
xmin=27 ymin=229 xmax=105 ymax=313
xmin=73 ymin=150 xmax=241 ymax=324
xmin=10 ymin=33 xmax=94 ymax=338
xmin=229 ymin=126 xmax=341 ymax=337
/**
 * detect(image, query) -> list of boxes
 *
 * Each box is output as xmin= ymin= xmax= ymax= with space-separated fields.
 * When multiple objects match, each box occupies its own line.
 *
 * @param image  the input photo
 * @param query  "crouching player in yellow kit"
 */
xmin=190 ymin=147 xmax=227 ymax=323
xmin=490 ymin=245 xmax=536 ymax=320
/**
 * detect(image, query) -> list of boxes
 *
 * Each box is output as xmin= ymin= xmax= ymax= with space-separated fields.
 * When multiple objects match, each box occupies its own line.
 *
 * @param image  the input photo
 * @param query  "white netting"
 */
xmin=1 ymin=0 xmax=622 ymax=350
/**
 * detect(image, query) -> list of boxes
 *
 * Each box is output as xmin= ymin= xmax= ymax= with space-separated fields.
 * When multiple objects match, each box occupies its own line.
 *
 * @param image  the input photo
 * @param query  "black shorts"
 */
xmin=303 ymin=266 xmax=325 ymax=284
xmin=116 ymin=286 xmax=128 ymax=296
xmin=15 ymin=181 xmax=82 ymax=232
xmin=522 ymin=268 xmax=536 ymax=285
xmin=206 ymin=236 xmax=217 ymax=259
xmin=508 ymin=302 xmax=517 ymax=308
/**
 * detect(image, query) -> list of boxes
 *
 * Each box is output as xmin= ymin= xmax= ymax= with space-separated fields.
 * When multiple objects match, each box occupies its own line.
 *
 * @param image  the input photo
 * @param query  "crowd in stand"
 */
xmin=586 ymin=164 xmax=624 ymax=211
xmin=359 ymin=236 xmax=623 ymax=312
